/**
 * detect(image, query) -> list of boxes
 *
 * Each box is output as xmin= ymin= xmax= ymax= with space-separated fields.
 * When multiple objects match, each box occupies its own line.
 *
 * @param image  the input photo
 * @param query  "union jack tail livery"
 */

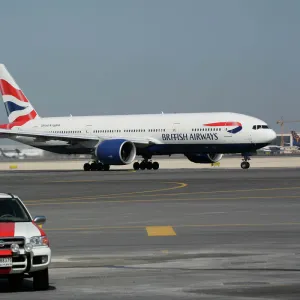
xmin=0 ymin=64 xmax=39 ymax=124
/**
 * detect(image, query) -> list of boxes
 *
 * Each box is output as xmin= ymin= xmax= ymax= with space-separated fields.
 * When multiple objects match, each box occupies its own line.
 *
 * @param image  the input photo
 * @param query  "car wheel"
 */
xmin=33 ymin=268 xmax=49 ymax=291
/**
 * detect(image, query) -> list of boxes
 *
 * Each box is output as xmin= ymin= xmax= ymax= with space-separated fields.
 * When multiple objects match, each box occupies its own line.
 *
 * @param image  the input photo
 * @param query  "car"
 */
xmin=0 ymin=193 xmax=51 ymax=290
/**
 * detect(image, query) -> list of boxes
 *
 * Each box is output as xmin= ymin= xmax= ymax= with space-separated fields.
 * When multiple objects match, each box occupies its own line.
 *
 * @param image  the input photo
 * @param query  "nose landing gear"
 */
xmin=241 ymin=154 xmax=251 ymax=169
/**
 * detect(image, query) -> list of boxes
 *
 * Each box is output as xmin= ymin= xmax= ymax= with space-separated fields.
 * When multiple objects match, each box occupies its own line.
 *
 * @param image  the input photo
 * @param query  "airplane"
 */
xmin=291 ymin=131 xmax=300 ymax=149
xmin=0 ymin=147 xmax=44 ymax=159
xmin=0 ymin=63 xmax=276 ymax=171
xmin=0 ymin=148 xmax=25 ymax=159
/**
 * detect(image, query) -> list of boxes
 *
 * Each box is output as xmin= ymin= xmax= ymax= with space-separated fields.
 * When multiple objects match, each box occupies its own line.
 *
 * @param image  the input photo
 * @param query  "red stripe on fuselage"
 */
xmin=204 ymin=122 xmax=242 ymax=127
xmin=0 ymin=223 xmax=15 ymax=237
xmin=0 ymin=79 xmax=29 ymax=103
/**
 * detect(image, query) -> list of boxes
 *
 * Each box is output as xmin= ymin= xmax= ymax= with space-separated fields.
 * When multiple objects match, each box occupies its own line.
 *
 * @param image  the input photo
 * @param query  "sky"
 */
xmin=0 ymin=0 xmax=299 ymax=140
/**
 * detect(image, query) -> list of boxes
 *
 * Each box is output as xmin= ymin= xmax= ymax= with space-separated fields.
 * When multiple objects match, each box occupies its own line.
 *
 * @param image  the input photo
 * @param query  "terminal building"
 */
xmin=274 ymin=133 xmax=293 ymax=147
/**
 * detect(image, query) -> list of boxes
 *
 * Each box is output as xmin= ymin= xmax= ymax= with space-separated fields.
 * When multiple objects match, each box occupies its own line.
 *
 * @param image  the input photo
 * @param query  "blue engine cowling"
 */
xmin=185 ymin=153 xmax=223 ymax=163
xmin=95 ymin=139 xmax=136 ymax=165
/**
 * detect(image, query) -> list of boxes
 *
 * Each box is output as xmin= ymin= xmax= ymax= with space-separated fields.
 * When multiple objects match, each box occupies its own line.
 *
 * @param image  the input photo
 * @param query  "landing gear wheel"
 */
xmin=90 ymin=162 xmax=98 ymax=171
xmin=146 ymin=162 xmax=153 ymax=170
xmin=103 ymin=164 xmax=110 ymax=171
xmin=133 ymin=162 xmax=140 ymax=170
xmin=140 ymin=162 xmax=146 ymax=170
xmin=83 ymin=163 xmax=91 ymax=171
xmin=97 ymin=163 xmax=104 ymax=171
xmin=241 ymin=161 xmax=250 ymax=169
xmin=33 ymin=268 xmax=49 ymax=291
xmin=152 ymin=162 xmax=159 ymax=170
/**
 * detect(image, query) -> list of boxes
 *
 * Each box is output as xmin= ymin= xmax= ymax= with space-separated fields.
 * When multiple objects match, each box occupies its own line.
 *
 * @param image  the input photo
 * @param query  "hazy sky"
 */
xmin=0 ymin=0 xmax=299 ymax=135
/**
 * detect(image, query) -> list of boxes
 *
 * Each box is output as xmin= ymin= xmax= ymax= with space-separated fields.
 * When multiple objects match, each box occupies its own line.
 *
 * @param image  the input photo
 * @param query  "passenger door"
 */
xmin=172 ymin=122 xmax=181 ymax=133
xmin=85 ymin=125 xmax=93 ymax=134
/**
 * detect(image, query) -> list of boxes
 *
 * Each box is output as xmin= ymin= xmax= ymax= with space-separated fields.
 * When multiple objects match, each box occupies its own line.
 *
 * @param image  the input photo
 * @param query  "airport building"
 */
xmin=274 ymin=133 xmax=293 ymax=147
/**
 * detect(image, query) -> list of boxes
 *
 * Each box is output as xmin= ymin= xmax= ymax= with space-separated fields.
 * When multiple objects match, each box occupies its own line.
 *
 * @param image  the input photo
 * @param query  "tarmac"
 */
xmin=0 ymin=167 xmax=300 ymax=299
xmin=2 ymin=155 xmax=300 ymax=170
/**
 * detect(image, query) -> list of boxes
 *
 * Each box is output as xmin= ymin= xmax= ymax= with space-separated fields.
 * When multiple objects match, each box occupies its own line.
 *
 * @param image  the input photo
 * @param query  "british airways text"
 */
xmin=161 ymin=133 xmax=218 ymax=141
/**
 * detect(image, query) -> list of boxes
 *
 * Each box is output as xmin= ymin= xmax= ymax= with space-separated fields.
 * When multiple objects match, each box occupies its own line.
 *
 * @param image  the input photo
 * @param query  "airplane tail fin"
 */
xmin=0 ymin=64 xmax=40 ymax=124
xmin=291 ymin=131 xmax=300 ymax=146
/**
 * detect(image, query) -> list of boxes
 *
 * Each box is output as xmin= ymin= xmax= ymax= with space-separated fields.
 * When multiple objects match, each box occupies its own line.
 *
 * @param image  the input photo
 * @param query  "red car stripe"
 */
xmin=0 ymin=79 xmax=29 ymax=102
xmin=32 ymin=221 xmax=46 ymax=236
xmin=0 ymin=250 xmax=12 ymax=256
xmin=0 ymin=223 xmax=15 ymax=237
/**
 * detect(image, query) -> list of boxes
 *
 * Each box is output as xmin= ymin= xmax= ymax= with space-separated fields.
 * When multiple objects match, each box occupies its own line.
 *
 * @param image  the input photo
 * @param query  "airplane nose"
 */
xmin=269 ymin=129 xmax=277 ymax=142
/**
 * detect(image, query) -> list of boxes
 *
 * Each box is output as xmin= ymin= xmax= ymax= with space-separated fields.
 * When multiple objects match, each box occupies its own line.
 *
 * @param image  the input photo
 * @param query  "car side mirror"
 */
xmin=33 ymin=216 xmax=46 ymax=225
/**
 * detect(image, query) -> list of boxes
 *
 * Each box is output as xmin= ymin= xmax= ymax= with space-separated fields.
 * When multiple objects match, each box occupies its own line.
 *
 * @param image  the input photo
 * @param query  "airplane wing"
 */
xmin=0 ymin=128 xmax=161 ymax=148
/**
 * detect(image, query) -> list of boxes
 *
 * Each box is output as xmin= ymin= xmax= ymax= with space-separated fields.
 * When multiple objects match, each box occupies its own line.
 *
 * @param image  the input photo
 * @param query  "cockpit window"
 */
xmin=252 ymin=125 xmax=269 ymax=130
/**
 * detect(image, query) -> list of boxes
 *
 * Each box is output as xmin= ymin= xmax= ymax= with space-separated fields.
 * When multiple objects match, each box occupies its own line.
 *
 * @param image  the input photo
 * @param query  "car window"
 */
xmin=0 ymin=198 xmax=31 ymax=222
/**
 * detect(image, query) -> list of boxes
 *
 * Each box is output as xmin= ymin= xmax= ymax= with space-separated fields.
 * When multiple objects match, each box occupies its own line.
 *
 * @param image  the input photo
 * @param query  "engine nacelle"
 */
xmin=185 ymin=153 xmax=223 ymax=164
xmin=95 ymin=139 xmax=136 ymax=165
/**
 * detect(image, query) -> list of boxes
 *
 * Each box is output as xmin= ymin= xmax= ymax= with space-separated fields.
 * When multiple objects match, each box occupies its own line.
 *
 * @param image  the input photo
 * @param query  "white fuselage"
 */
xmin=8 ymin=112 xmax=276 ymax=156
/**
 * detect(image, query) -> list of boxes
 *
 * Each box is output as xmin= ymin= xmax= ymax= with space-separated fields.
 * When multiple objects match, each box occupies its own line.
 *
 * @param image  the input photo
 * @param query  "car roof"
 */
xmin=0 ymin=193 xmax=17 ymax=199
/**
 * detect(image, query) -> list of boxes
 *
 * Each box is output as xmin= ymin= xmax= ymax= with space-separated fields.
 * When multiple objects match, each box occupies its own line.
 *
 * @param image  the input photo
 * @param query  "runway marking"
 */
xmin=24 ymin=194 xmax=300 ymax=206
xmin=44 ymin=222 xmax=300 ymax=232
xmin=113 ymin=185 xmax=300 ymax=198
xmin=146 ymin=226 xmax=176 ymax=236
xmin=22 ymin=185 xmax=300 ymax=205
xmin=24 ymin=181 xmax=188 ymax=203
xmin=46 ymin=172 xmax=137 ymax=182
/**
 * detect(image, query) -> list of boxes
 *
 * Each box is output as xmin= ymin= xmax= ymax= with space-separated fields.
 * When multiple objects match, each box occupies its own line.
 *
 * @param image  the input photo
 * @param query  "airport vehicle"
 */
xmin=259 ymin=145 xmax=284 ymax=154
xmin=0 ymin=64 xmax=276 ymax=170
xmin=0 ymin=193 xmax=51 ymax=290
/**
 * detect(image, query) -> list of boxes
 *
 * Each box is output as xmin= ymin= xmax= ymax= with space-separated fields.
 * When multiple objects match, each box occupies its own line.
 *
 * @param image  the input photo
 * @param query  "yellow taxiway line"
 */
xmin=146 ymin=226 xmax=177 ymax=236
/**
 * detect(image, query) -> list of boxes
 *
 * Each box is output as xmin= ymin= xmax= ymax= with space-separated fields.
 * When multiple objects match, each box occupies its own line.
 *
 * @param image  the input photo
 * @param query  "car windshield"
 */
xmin=0 ymin=198 xmax=31 ymax=222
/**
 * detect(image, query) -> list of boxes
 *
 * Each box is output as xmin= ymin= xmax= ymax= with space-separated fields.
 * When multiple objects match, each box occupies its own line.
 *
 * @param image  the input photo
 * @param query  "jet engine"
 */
xmin=95 ymin=139 xmax=136 ymax=165
xmin=185 ymin=153 xmax=223 ymax=164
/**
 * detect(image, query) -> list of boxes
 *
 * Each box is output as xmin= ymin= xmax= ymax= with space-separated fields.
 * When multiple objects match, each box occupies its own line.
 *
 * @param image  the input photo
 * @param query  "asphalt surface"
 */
xmin=0 ymin=168 xmax=300 ymax=299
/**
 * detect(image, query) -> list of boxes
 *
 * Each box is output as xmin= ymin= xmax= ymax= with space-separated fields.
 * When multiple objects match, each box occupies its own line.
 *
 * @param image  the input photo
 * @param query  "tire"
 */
xmin=241 ymin=161 xmax=250 ymax=169
xmin=8 ymin=275 xmax=23 ymax=291
xmin=103 ymin=164 xmax=110 ymax=171
xmin=90 ymin=162 xmax=97 ymax=171
xmin=33 ymin=268 xmax=49 ymax=291
xmin=133 ymin=162 xmax=140 ymax=170
xmin=83 ymin=163 xmax=90 ymax=171
xmin=146 ymin=162 xmax=153 ymax=170
xmin=152 ymin=162 xmax=159 ymax=170
xmin=97 ymin=163 xmax=104 ymax=171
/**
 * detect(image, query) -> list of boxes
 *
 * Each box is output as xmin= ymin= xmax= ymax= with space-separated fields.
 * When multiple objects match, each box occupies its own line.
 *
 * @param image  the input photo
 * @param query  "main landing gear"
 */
xmin=241 ymin=154 xmax=251 ymax=169
xmin=133 ymin=160 xmax=159 ymax=171
xmin=83 ymin=161 xmax=110 ymax=171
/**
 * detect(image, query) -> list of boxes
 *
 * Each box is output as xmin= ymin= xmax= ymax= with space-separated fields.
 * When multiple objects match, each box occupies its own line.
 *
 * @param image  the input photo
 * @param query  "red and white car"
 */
xmin=0 ymin=193 xmax=51 ymax=290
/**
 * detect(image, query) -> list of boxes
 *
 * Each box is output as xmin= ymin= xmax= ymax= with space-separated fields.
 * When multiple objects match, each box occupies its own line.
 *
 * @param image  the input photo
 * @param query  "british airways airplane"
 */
xmin=0 ymin=64 xmax=276 ymax=171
